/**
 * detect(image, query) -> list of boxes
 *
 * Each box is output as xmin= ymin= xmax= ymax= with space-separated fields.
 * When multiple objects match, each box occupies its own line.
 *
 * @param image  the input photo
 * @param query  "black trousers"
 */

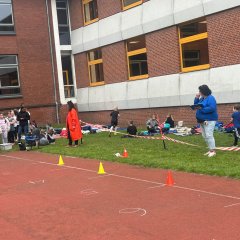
xmin=67 ymin=129 xmax=78 ymax=146
xmin=233 ymin=128 xmax=240 ymax=146
xmin=8 ymin=131 xmax=15 ymax=143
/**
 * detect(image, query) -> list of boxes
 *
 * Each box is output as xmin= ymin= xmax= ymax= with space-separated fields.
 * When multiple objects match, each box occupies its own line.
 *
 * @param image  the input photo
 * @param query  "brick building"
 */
xmin=0 ymin=0 xmax=240 ymax=126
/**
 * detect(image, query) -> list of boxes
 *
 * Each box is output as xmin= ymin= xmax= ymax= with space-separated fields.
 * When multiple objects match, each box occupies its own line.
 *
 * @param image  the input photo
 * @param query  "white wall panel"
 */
xmin=88 ymin=85 xmax=105 ymax=110
xmin=127 ymin=79 xmax=149 ymax=109
xmin=71 ymin=28 xmax=84 ymax=54
xmin=148 ymin=74 xmax=180 ymax=107
xmin=77 ymin=88 xmax=89 ymax=111
xmin=83 ymin=22 xmax=100 ymax=51
xmin=121 ymin=5 xmax=144 ymax=40
xmin=173 ymin=0 xmax=204 ymax=24
xmin=179 ymin=69 xmax=210 ymax=105
xmin=203 ymin=0 xmax=240 ymax=15
xmin=99 ymin=13 xmax=122 ymax=47
xmin=142 ymin=0 xmax=174 ymax=33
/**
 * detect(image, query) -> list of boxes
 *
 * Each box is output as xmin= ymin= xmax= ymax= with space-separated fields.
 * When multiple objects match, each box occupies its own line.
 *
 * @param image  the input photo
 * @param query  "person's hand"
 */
xmin=195 ymin=93 xmax=200 ymax=98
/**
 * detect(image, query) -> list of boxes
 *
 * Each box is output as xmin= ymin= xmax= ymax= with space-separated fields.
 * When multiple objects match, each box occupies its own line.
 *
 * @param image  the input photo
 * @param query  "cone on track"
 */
xmin=166 ymin=171 xmax=174 ymax=186
xmin=122 ymin=148 xmax=128 ymax=158
xmin=98 ymin=162 xmax=106 ymax=174
xmin=58 ymin=155 xmax=64 ymax=166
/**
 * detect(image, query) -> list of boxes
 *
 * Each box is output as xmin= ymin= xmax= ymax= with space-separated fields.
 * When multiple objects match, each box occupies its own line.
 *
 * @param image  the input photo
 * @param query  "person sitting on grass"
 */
xmin=230 ymin=104 xmax=240 ymax=146
xmin=165 ymin=114 xmax=175 ymax=128
xmin=122 ymin=121 xmax=138 ymax=138
xmin=47 ymin=127 xmax=56 ymax=144
xmin=146 ymin=114 xmax=159 ymax=135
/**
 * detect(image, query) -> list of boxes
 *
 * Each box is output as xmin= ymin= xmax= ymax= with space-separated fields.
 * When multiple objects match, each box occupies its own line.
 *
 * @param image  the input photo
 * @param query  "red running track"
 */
xmin=0 ymin=151 xmax=240 ymax=240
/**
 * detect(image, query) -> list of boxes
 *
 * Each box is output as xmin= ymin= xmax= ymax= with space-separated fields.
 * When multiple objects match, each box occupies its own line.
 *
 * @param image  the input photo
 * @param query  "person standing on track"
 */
xmin=193 ymin=85 xmax=218 ymax=157
xmin=109 ymin=107 xmax=120 ymax=137
xmin=66 ymin=101 xmax=82 ymax=147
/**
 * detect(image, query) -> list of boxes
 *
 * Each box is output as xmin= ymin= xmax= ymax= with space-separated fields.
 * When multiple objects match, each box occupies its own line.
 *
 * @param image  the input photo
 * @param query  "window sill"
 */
xmin=0 ymin=94 xmax=22 ymax=99
xmin=129 ymin=74 xmax=149 ymax=81
xmin=0 ymin=31 xmax=16 ymax=36
xmin=84 ymin=18 xmax=99 ymax=26
xmin=90 ymin=81 xmax=105 ymax=87
xmin=123 ymin=1 xmax=142 ymax=11
xmin=181 ymin=64 xmax=210 ymax=73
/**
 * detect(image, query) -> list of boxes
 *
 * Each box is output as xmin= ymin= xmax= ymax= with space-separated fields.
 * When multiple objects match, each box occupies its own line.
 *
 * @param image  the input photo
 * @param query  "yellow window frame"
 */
xmin=179 ymin=27 xmax=210 ymax=73
xmin=87 ymin=52 xmax=104 ymax=86
xmin=63 ymin=70 xmax=73 ymax=98
xmin=122 ymin=0 xmax=142 ymax=11
xmin=82 ymin=0 xmax=99 ymax=26
xmin=126 ymin=47 xmax=149 ymax=81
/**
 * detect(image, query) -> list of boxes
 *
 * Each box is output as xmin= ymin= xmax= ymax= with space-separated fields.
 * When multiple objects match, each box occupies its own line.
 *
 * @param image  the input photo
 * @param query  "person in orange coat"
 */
xmin=66 ymin=101 xmax=82 ymax=147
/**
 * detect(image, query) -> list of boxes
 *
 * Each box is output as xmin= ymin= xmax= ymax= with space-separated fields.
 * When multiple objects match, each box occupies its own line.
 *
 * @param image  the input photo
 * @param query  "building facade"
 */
xmin=1 ymin=0 xmax=240 ymax=126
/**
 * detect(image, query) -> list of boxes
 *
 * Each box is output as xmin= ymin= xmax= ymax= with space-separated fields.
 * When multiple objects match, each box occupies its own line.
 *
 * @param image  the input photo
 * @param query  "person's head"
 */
xmin=167 ymin=114 xmax=172 ymax=118
xmin=13 ymin=109 xmax=18 ymax=116
xmin=233 ymin=105 xmax=240 ymax=112
xmin=0 ymin=113 xmax=4 ymax=119
xmin=152 ymin=114 xmax=156 ymax=119
xmin=10 ymin=110 xmax=15 ymax=117
xmin=198 ymin=85 xmax=212 ymax=97
xmin=114 ymin=106 xmax=118 ymax=111
xmin=7 ymin=111 xmax=11 ymax=117
xmin=129 ymin=120 xmax=133 ymax=126
xmin=67 ymin=101 xmax=75 ymax=111
xmin=20 ymin=107 xmax=26 ymax=112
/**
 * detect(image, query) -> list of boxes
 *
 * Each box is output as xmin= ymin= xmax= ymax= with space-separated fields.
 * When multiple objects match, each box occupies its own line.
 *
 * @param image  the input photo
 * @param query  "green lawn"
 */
xmin=31 ymin=131 xmax=240 ymax=179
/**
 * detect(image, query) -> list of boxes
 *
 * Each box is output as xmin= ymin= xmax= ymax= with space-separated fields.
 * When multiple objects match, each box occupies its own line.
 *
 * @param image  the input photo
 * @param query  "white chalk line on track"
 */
xmin=224 ymin=202 xmax=240 ymax=208
xmin=88 ymin=174 xmax=113 ymax=180
xmin=1 ymin=154 xmax=240 ymax=201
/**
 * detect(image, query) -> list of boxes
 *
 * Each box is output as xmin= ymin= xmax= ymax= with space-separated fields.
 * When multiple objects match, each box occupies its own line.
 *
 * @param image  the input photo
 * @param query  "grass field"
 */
xmin=27 ymin=131 xmax=240 ymax=179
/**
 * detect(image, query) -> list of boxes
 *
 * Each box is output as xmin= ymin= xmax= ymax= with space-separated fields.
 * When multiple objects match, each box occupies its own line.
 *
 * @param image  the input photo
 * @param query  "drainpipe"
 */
xmin=45 ymin=0 xmax=60 ymax=124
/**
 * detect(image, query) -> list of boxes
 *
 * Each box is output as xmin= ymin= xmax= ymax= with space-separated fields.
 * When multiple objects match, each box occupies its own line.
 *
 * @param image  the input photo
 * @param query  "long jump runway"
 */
xmin=0 ymin=152 xmax=240 ymax=240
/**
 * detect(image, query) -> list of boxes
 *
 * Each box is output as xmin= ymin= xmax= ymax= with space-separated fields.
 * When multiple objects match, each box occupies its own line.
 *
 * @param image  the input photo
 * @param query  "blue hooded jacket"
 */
xmin=194 ymin=95 xmax=218 ymax=121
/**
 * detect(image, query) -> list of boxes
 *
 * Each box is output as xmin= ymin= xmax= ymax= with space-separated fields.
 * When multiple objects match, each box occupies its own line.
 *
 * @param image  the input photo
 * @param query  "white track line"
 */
xmin=1 ymin=154 xmax=240 ymax=201
xmin=88 ymin=174 xmax=113 ymax=180
xmin=224 ymin=202 xmax=240 ymax=208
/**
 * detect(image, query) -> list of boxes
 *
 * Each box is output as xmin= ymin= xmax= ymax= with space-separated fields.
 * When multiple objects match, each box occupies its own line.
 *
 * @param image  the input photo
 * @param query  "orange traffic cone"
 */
xmin=122 ymin=148 xmax=128 ymax=158
xmin=166 ymin=171 xmax=174 ymax=186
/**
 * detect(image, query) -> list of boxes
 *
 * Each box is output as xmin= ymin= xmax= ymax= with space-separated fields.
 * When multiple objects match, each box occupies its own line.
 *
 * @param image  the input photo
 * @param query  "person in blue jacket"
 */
xmin=230 ymin=105 xmax=240 ymax=146
xmin=193 ymin=85 xmax=218 ymax=157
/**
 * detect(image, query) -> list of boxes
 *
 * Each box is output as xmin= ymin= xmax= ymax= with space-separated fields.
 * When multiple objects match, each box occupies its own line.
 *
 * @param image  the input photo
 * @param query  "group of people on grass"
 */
xmin=0 ymin=104 xmax=55 ymax=146
xmin=107 ymin=85 xmax=240 ymax=158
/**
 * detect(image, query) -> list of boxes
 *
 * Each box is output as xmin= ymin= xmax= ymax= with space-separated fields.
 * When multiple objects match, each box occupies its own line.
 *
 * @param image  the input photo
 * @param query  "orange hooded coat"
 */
xmin=66 ymin=108 xmax=82 ymax=141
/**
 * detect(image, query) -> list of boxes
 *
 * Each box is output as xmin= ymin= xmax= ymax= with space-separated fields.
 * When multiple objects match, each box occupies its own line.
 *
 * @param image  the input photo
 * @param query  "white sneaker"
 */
xmin=208 ymin=151 xmax=216 ymax=157
xmin=204 ymin=151 xmax=210 ymax=156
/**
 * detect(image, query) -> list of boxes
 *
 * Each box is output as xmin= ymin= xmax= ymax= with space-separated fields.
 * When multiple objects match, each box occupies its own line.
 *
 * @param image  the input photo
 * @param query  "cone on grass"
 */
xmin=122 ymin=148 xmax=128 ymax=158
xmin=58 ymin=155 xmax=64 ymax=166
xmin=98 ymin=162 xmax=106 ymax=174
xmin=166 ymin=171 xmax=174 ymax=186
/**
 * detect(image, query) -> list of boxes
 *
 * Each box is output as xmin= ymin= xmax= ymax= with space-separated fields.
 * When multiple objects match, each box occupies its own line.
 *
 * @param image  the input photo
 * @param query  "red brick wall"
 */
xmin=98 ymin=0 xmax=122 ymax=19
xmin=79 ymin=103 xmax=235 ymax=127
xmin=146 ymin=26 xmax=180 ymax=77
xmin=102 ymin=41 xmax=128 ymax=84
xmin=74 ymin=53 xmax=89 ymax=88
xmin=0 ymin=0 xmax=59 ymax=124
xmin=69 ymin=0 xmax=84 ymax=30
xmin=207 ymin=7 xmax=240 ymax=68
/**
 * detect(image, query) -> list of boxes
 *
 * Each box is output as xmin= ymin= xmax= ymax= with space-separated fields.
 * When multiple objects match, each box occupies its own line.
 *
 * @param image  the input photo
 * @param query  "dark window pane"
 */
xmin=57 ymin=9 xmax=68 ymax=25
xmin=58 ymin=26 xmax=70 ymax=45
xmin=180 ymin=20 xmax=207 ymax=38
xmin=123 ymin=0 xmax=141 ymax=7
xmin=0 ymin=67 xmax=18 ymax=86
xmin=129 ymin=53 xmax=148 ymax=77
xmin=0 ymin=25 xmax=14 ymax=32
xmin=90 ymin=63 xmax=104 ymax=83
xmin=0 ymin=4 xmax=13 ymax=24
xmin=182 ymin=38 xmax=209 ymax=68
xmin=127 ymin=35 xmax=146 ymax=52
xmin=84 ymin=0 xmax=98 ymax=23
xmin=0 ymin=55 xmax=16 ymax=65
xmin=88 ymin=49 xmax=102 ymax=61
xmin=64 ymin=86 xmax=74 ymax=98
xmin=0 ymin=87 xmax=20 ymax=96
xmin=56 ymin=1 xmax=66 ymax=8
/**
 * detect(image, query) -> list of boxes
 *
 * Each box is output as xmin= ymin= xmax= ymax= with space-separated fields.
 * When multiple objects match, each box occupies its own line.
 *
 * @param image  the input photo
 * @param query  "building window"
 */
xmin=83 ymin=0 xmax=98 ymax=25
xmin=122 ymin=0 xmax=142 ymax=10
xmin=126 ymin=36 xmax=148 ymax=80
xmin=87 ymin=49 xmax=104 ymax=86
xmin=0 ymin=55 xmax=20 ymax=97
xmin=56 ymin=0 xmax=71 ymax=45
xmin=179 ymin=19 xmax=210 ymax=72
xmin=61 ymin=55 xmax=75 ymax=98
xmin=0 ymin=0 xmax=14 ymax=33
